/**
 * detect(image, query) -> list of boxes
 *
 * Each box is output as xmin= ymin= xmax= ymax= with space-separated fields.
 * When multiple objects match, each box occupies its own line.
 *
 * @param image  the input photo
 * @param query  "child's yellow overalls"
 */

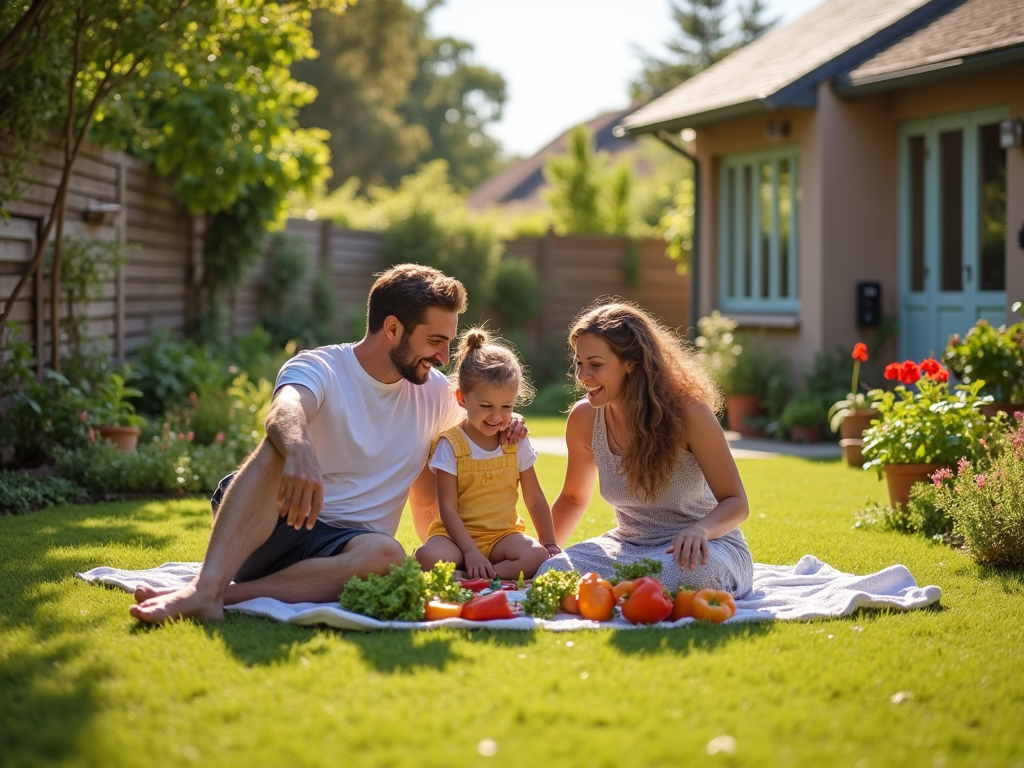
xmin=426 ymin=426 xmax=526 ymax=557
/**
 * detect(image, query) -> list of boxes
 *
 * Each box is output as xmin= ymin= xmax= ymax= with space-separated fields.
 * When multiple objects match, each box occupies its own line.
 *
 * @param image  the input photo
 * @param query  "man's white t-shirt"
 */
xmin=429 ymin=429 xmax=538 ymax=477
xmin=274 ymin=344 xmax=463 ymax=535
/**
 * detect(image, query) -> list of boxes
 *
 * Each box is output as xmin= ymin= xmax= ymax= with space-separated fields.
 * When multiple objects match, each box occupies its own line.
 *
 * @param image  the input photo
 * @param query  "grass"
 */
xmin=2 ymin=450 xmax=1023 ymax=768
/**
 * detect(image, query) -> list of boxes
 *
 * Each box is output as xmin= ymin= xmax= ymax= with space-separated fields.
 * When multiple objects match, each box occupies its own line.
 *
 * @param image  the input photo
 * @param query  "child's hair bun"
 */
xmin=462 ymin=328 xmax=489 ymax=352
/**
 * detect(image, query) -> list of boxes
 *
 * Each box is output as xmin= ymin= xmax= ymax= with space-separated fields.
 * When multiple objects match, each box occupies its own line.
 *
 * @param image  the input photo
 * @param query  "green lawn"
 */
xmin=2 ymin=453 xmax=1023 ymax=768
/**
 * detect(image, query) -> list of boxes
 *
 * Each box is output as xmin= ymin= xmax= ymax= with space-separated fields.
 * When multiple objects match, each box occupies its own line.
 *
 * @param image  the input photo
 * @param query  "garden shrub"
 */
xmin=852 ymin=483 xmax=951 ymax=539
xmin=490 ymin=257 xmax=541 ymax=331
xmin=0 ymin=471 xmax=86 ymax=515
xmin=525 ymin=382 xmax=579 ymax=416
xmin=934 ymin=417 xmax=1024 ymax=567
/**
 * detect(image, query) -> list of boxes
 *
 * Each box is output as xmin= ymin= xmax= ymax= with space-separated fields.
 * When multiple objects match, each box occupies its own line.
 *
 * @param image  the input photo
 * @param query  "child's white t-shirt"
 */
xmin=429 ymin=428 xmax=538 ymax=476
xmin=274 ymin=344 xmax=464 ymax=535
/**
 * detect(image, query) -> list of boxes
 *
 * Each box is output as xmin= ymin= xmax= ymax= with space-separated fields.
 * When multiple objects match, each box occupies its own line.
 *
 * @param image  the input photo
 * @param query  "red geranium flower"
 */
xmin=884 ymin=363 xmax=901 ymax=380
xmin=932 ymin=367 xmax=949 ymax=383
xmin=851 ymin=343 xmax=868 ymax=362
xmin=920 ymin=358 xmax=941 ymax=377
xmin=899 ymin=360 xmax=921 ymax=385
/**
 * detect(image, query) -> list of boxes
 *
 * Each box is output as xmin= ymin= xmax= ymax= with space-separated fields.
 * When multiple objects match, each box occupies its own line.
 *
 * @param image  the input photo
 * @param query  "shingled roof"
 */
xmin=620 ymin=0 xmax=959 ymax=135
xmin=839 ymin=0 xmax=1024 ymax=93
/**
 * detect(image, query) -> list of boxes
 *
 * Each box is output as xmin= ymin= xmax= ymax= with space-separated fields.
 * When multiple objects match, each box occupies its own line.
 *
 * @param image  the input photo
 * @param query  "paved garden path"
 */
xmin=531 ymin=431 xmax=842 ymax=460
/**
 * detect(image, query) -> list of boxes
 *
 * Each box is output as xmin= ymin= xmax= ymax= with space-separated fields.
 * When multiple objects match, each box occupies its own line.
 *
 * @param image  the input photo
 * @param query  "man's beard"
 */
xmin=389 ymin=335 xmax=434 ymax=384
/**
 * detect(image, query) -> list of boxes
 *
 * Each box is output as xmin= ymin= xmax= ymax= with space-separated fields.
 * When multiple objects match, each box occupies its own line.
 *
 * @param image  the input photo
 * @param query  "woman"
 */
xmin=537 ymin=302 xmax=753 ymax=596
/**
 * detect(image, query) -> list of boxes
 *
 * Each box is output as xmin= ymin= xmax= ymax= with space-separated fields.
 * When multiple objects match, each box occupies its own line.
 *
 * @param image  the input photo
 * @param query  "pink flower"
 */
xmin=186 ymin=431 xmax=194 ymax=442
xmin=80 ymin=410 xmax=88 ymax=423
xmin=931 ymin=467 xmax=953 ymax=487
xmin=957 ymin=457 xmax=970 ymax=475
xmin=215 ymin=432 xmax=225 ymax=444
xmin=87 ymin=427 xmax=96 ymax=443
xmin=976 ymin=474 xmax=986 ymax=488
xmin=178 ymin=432 xmax=186 ymax=441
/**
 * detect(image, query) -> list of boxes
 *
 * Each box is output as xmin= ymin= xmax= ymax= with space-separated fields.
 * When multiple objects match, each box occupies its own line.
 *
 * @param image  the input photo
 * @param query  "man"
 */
xmin=132 ymin=264 xmax=513 ymax=624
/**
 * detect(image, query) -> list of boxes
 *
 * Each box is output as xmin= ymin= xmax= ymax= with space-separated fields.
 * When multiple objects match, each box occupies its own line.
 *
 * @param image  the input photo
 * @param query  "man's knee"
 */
xmin=350 ymin=534 xmax=406 ymax=576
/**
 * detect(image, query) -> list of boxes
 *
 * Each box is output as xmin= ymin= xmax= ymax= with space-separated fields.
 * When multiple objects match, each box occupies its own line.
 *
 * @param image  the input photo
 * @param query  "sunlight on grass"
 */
xmin=2 ymin=454 xmax=1023 ymax=767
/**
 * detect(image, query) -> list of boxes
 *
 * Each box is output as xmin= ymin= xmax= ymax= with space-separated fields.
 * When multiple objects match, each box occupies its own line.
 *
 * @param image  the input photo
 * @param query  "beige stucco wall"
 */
xmin=693 ymin=62 xmax=1024 ymax=377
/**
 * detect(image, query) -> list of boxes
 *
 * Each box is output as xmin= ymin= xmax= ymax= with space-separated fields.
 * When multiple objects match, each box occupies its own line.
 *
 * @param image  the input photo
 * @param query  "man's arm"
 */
xmin=408 ymin=463 xmax=439 ymax=543
xmin=265 ymin=383 xmax=323 ymax=530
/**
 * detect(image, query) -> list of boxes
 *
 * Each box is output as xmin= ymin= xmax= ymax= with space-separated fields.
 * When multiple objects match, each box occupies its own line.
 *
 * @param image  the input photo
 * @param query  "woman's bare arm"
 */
xmin=550 ymin=401 xmax=599 ymax=546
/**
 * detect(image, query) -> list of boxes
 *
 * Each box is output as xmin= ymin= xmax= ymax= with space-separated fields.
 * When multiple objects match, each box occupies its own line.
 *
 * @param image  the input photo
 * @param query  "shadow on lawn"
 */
xmin=0 ymin=499 xmax=207 ymax=765
xmin=338 ymin=628 xmax=538 ymax=673
xmin=607 ymin=621 xmax=775 ymax=657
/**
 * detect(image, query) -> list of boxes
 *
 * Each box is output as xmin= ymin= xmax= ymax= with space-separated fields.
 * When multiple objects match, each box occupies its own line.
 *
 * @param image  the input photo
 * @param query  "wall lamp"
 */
xmin=84 ymin=202 xmax=122 ymax=225
xmin=999 ymin=118 xmax=1023 ymax=149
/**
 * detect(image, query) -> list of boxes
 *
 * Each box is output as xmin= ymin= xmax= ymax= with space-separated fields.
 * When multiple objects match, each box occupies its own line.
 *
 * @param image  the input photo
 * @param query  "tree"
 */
xmin=294 ymin=0 xmax=507 ymax=190
xmin=630 ymin=0 xmax=777 ymax=100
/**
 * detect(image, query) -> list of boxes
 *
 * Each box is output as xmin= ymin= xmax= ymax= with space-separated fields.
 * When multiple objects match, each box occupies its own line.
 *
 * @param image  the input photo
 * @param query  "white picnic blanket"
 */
xmin=77 ymin=554 xmax=941 ymax=631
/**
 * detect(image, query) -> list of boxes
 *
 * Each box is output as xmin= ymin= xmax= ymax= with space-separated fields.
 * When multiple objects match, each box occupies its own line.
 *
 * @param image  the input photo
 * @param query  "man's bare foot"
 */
xmin=129 ymin=583 xmax=225 ymax=624
xmin=134 ymin=584 xmax=176 ymax=603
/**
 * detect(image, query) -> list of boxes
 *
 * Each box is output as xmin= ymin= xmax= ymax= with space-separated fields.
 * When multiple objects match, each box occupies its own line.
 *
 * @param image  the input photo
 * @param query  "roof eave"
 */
xmin=620 ymin=99 xmax=765 ymax=136
xmin=835 ymin=43 xmax=1024 ymax=97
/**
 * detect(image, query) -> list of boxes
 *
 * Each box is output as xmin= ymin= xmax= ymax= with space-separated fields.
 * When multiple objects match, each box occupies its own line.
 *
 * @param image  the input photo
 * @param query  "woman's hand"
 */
xmin=667 ymin=525 xmax=709 ymax=571
xmin=463 ymin=549 xmax=496 ymax=580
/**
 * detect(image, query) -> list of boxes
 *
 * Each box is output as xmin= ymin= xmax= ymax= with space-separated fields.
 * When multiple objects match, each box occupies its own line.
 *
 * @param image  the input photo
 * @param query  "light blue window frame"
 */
xmin=718 ymin=146 xmax=800 ymax=313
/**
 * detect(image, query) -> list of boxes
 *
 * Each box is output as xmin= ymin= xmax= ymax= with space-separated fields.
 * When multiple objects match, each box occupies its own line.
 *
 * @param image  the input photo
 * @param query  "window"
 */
xmin=719 ymin=147 xmax=800 ymax=313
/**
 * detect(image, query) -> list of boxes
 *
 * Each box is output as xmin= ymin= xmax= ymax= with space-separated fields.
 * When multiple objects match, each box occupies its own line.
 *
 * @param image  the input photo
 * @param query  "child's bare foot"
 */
xmin=134 ymin=584 xmax=176 ymax=603
xmin=129 ymin=583 xmax=224 ymax=624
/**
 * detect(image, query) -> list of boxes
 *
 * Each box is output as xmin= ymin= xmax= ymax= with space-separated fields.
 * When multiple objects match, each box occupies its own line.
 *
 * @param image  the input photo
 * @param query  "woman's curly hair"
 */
xmin=570 ymin=300 xmax=723 ymax=499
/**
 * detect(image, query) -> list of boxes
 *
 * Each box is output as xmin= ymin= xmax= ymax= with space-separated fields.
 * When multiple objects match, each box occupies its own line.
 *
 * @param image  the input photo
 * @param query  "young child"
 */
xmin=415 ymin=328 xmax=561 ymax=580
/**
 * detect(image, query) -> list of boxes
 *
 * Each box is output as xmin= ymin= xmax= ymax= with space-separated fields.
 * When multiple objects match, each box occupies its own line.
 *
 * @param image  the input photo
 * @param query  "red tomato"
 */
xmin=621 ymin=577 xmax=673 ymax=625
xmin=690 ymin=589 xmax=737 ymax=624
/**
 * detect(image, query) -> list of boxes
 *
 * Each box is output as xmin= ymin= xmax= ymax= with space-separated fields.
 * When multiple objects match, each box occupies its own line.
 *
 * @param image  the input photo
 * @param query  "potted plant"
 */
xmin=943 ymin=309 xmax=1024 ymax=418
xmin=780 ymin=394 xmax=824 ymax=443
xmin=92 ymin=372 xmax=146 ymax=452
xmin=828 ymin=342 xmax=878 ymax=466
xmin=861 ymin=358 xmax=992 ymax=508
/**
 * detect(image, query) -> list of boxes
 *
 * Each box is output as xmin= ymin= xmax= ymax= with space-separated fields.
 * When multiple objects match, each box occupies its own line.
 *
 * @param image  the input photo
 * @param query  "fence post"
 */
xmin=115 ymin=155 xmax=127 ymax=362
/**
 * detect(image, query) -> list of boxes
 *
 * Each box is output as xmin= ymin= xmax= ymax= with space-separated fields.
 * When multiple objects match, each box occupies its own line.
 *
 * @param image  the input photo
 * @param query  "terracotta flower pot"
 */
xmin=839 ymin=409 xmax=878 ymax=467
xmin=840 ymin=439 xmax=866 ymax=468
xmin=98 ymin=425 xmax=141 ymax=453
xmin=725 ymin=393 xmax=763 ymax=436
xmin=789 ymin=425 xmax=823 ymax=443
xmin=979 ymin=401 xmax=1022 ymax=420
xmin=882 ymin=462 xmax=948 ymax=509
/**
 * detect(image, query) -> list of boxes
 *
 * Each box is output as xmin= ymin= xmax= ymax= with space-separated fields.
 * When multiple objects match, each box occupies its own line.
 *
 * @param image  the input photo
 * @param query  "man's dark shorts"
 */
xmin=211 ymin=472 xmax=372 ymax=584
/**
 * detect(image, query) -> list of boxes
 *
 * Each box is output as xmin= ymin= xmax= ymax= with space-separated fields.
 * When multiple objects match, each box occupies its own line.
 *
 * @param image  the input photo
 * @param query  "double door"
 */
xmin=898 ymin=107 xmax=1007 ymax=360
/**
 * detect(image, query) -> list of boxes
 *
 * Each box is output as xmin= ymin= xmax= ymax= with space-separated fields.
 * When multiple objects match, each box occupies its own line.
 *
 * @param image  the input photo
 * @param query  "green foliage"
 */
xmin=490 ymin=257 xmax=541 ymax=331
xmin=258 ymin=233 xmax=335 ymax=347
xmin=51 ymin=236 xmax=126 ymax=356
xmin=0 ymin=472 xmax=86 ymax=515
xmin=339 ymin=556 xmax=427 ymax=621
xmin=943 ymin=317 xmax=1024 ymax=402
xmin=90 ymin=372 xmax=145 ymax=428
xmin=660 ymin=176 xmax=695 ymax=269
xmin=422 ymin=561 xmax=473 ymax=604
xmin=295 ymin=1 xmax=505 ymax=190
xmin=780 ymin=395 xmax=823 ymax=429
xmin=611 ymin=557 xmax=663 ymax=582
xmin=725 ymin=336 xmax=789 ymax=399
xmin=522 ymin=382 xmax=578 ymax=417
xmin=522 ymin=569 xmax=580 ymax=619
xmin=695 ymin=311 xmax=740 ymax=391
xmin=544 ymin=127 xmax=627 ymax=235
xmin=935 ymin=419 xmax=1024 ymax=567
xmin=862 ymin=379 xmax=993 ymax=475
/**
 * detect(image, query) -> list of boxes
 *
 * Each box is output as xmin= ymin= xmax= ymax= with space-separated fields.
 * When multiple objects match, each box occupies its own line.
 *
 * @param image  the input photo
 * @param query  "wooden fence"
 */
xmin=2 ymin=141 xmax=689 ymax=370
xmin=0 ymin=141 xmax=199 ymax=373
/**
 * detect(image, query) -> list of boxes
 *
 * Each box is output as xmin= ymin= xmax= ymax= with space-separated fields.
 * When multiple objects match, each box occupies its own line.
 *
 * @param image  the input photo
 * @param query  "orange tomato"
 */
xmin=560 ymin=594 xmax=580 ymax=614
xmin=580 ymin=572 xmax=613 ymax=592
xmin=424 ymin=600 xmax=463 ymax=621
xmin=670 ymin=589 xmax=697 ymax=621
xmin=577 ymin=581 xmax=615 ymax=621
xmin=612 ymin=580 xmax=634 ymax=602
xmin=690 ymin=589 xmax=737 ymax=624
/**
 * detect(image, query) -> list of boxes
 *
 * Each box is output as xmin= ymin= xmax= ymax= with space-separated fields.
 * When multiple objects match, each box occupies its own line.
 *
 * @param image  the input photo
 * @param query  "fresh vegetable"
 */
xmin=560 ymin=594 xmax=580 ymax=614
xmin=611 ymin=558 xmax=663 ymax=583
xmin=522 ymin=569 xmax=580 ymax=619
xmin=612 ymin=580 xmax=634 ymax=602
xmin=339 ymin=556 xmax=426 ymax=621
xmin=516 ymin=571 xmax=526 ymax=590
xmin=577 ymin=580 xmax=615 ymax=621
xmin=425 ymin=600 xmax=463 ymax=621
xmin=461 ymin=591 xmax=514 ymax=621
xmin=424 ymin=562 xmax=473 ymax=604
xmin=461 ymin=578 xmax=492 ymax=593
xmin=691 ymin=588 xmax=737 ymax=624
xmin=580 ymin=572 xmax=613 ymax=592
xmin=490 ymin=576 xmax=502 ymax=592
xmin=620 ymin=577 xmax=673 ymax=625
xmin=670 ymin=589 xmax=697 ymax=620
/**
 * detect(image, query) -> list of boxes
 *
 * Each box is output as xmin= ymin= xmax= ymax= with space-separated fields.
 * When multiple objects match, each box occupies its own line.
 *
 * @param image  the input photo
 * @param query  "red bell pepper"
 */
xmin=460 ymin=591 xmax=514 ymax=621
xmin=460 ymin=578 xmax=492 ymax=593
xmin=621 ymin=577 xmax=674 ymax=625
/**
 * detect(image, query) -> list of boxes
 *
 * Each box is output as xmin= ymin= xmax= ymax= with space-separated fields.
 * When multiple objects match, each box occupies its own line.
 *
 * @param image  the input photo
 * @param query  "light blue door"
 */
xmin=898 ymin=107 xmax=1008 ymax=360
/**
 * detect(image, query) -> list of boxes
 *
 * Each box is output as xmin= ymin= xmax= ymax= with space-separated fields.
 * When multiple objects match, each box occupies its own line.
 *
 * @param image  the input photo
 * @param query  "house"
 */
xmin=467 ymin=105 xmax=639 ymax=211
xmin=618 ymin=0 xmax=1024 ymax=368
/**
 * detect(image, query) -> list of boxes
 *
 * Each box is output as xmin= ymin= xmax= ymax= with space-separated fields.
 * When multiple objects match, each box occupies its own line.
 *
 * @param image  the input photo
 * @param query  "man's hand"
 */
xmin=500 ymin=413 xmax=529 ymax=445
xmin=277 ymin=443 xmax=324 ymax=530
